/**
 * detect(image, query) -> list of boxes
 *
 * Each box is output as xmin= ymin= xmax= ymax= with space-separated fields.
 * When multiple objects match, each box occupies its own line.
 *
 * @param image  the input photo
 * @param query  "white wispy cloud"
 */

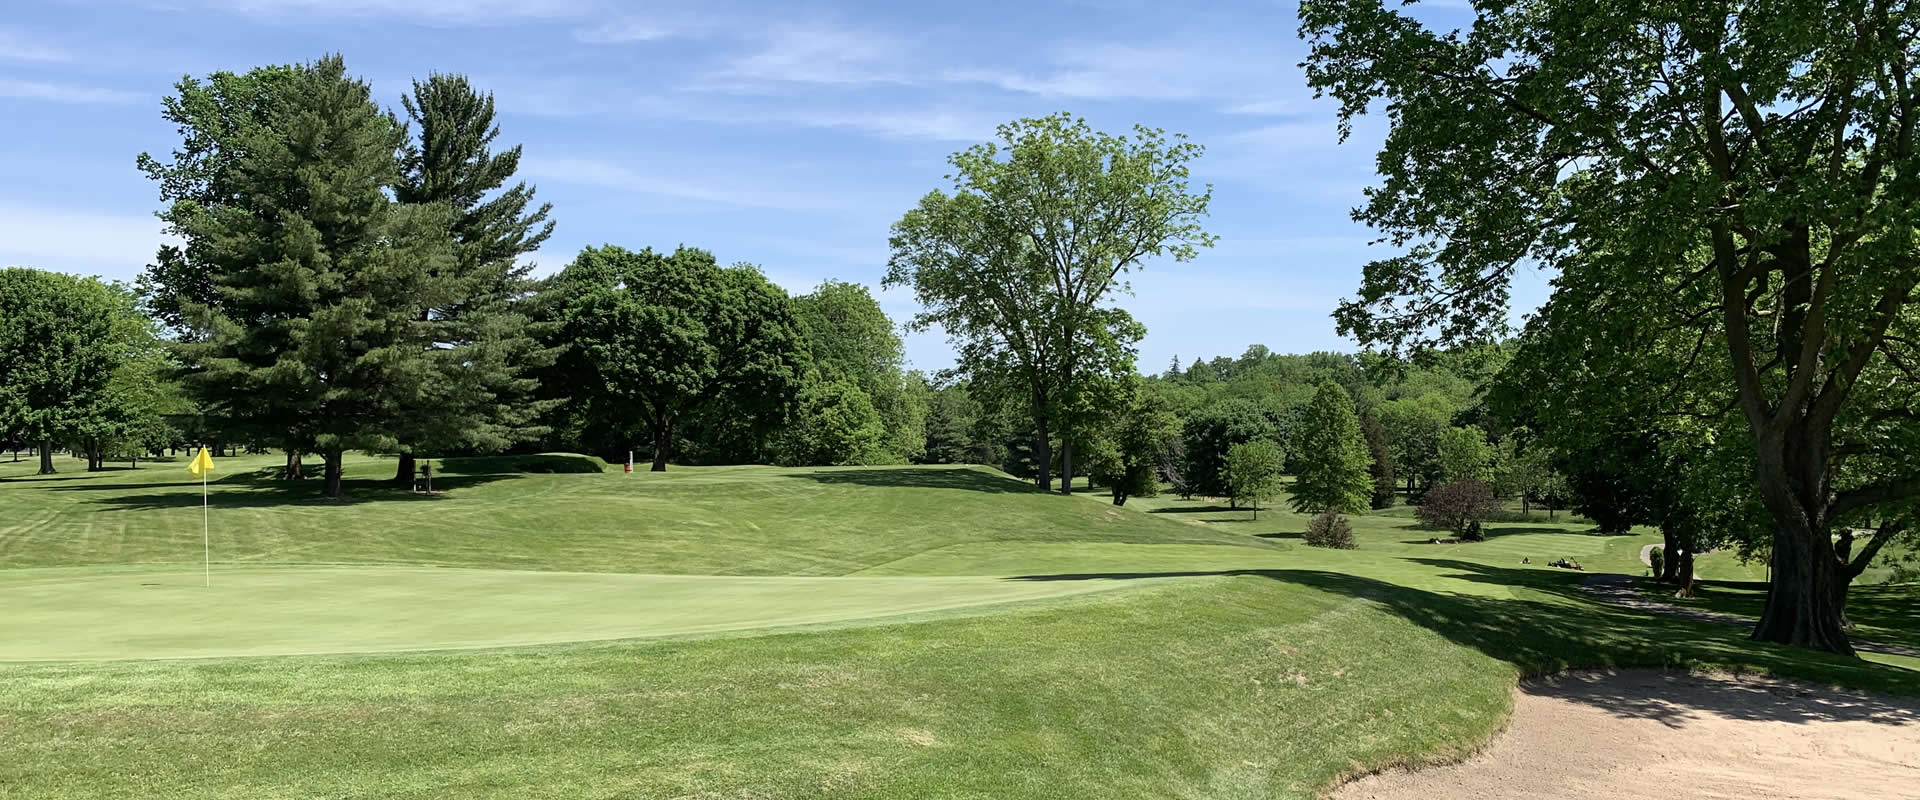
xmin=0 ymin=78 xmax=143 ymax=105
xmin=700 ymin=23 xmax=911 ymax=89
xmin=0 ymin=205 xmax=174 ymax=280
xmin=945 ymin=35 xmax=1306 ymax=104
xmin=520 ymin=156 xmax=833 ymax=210
xmin=574 ymin=18 xmax=683 ymax=43
xmin=0 ymin=29 xmax=73 ymax=63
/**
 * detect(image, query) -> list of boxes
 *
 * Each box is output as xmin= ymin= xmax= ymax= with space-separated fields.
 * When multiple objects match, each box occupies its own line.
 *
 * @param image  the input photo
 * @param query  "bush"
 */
xmin=1648 ymin=546 xmax=1666 ymax=579
xmin=1415 ymin=479 xmax=1500 ymax=542
xmin=1303 ymin=510 xmax=1357 ymax=549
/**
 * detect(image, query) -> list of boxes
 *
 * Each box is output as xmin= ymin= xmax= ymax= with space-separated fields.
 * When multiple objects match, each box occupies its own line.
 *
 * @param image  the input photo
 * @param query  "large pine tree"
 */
xmin=386 ymin=73 xmax=558 ymax=481
xmin=156 ymin=55 xmax=455 ymax=497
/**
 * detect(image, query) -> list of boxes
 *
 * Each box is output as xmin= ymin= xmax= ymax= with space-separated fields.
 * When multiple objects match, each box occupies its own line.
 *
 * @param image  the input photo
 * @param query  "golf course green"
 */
xmin=1 ymin=452 xmax=1915 ymax=798
xmin=0 ymin=566 xmax=1145 ymax=660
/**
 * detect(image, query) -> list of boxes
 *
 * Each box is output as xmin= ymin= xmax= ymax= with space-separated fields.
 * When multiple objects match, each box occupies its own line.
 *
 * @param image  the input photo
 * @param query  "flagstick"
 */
xmin=202 ymin=468 xmax=210 ymax=587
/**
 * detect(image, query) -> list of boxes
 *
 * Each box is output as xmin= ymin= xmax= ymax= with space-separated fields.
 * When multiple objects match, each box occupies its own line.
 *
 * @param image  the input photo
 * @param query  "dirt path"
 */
xmin=1333 ymin=670 xmax=1920 ymax=800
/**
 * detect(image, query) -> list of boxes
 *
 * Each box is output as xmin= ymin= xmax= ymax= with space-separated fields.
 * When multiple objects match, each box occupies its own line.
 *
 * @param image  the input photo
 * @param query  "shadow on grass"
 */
xmin=1006 ymin=561 xmax=1920 ymax=701
xmin=436 ymin=454 xmax=604 ymax=475
xmin=1661 ymin=579 xmax=1920 ymax=653
xmin=784 ymin=467 xmax=1035 ymax=493
xmin=1148 ymin=505 xmax=1242 ymax=515
xmin=48 ymin=471 xmax=522 ymax=510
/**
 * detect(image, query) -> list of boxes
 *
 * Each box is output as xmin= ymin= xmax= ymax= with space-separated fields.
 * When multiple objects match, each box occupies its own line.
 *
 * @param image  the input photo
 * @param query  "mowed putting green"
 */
xmin=0 ymin=565 xmax=1146 ymax=660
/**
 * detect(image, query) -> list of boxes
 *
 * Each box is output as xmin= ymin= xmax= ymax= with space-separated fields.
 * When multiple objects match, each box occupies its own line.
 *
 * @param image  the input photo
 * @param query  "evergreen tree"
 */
xmin=387 ymin=73 xmax=558 ymax=481
xmin=1288 ymin=382 xmax=1373 ymax=514
xmin=156 ymin=55 xmax=456 ymax=497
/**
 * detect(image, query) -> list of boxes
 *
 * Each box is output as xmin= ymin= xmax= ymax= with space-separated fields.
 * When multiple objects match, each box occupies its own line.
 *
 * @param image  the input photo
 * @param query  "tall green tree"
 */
xmin=1181 ymin=399 xmax=1281 ymax=501
xmin=0 ymin=269 xmax=126 ymax=474
xmin=887 ymin=112 xmax=1214 ymax=494
xmin=776 ymin=378 xmax=889 ymax=466
xmin=1303 ymin=0 xmax=1920 ymax=652
xmin=137 ymin=64 xmax=304 ymax=333
xmin=1376 ymin=395 xmax=1451 ymax=492
xmin=1225 ymin=439 xmax=1285 ymax=520
xmin=1085 ymin=381 xmax=1182 ymax=506
xmin=1359 ymin=408 xmax=1397 ymax=509
xmin=149 ymin=55 xmax=456 ymax=497
xmin=386 ymin=73 xmax=558 ymax=481
xmin=791 ymin=280 xmax=922 ymax=463
xmin=541 ymin=245 xmax=807 ymax=471
xmin=1434 ymin=426 xmax=1493 ymax=485
xmin=1289 ymin=382 xmax=1373 ymax=514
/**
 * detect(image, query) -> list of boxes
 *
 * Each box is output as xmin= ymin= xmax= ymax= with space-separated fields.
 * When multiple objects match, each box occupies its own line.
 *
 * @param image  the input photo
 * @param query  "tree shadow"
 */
xmin=784 ymin=467 xmax=1035 ymax=493
xmin=436 ymin=454 xmax=605 ymax=475
xmin=1004 ymin=562 xmax=1920 ymax=704
xmin=1148 ymin=505 xmax=1242 ymax=514
xmin=1522 ymin=669 xmax=1920 ymax=728
xmin=50 ymin=472 xmax=523 ymax=510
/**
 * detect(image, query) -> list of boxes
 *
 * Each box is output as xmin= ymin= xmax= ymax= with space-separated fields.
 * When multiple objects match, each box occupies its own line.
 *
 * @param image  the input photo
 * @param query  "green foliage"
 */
xmin=1180 ymin=399 xmax=1281 ymax=499
xmin=886 ymin=112 xmax=1213 ymax=491
xmin=150 ymin=55 xmax=453 ymax=496
xmin=1434 ymin=426 xmax=1493 ymax=485
xmin=1289 ymin=382 xmax=1374 ymax=514
xmin=1225 ymin=439 xmax=1284 ymax=517
xmin=0 ymin=269 xmax=137 ymax=473
xmin=791 ymin=280 xmax=922 ymax=463
xmin=1084 ymin=383 xmax=1182 ymax=506
xmin=1376 ymin=395 xmax=1453 ymax=490
xmin=1302 ymin=0 xmax=1920 ymax=651
xmin=1649 ymin=547 xmax=1666 ymax=580
xmin=777 ymin=378 xmax=890 ymax=466
xmin=387 ymin=72 xmax=558 ymax=465
xmin=541 ymin=245 xmax=808 ymax=470
xmin=1304 ymin=510 xmax=1357 ymax=550
xmin=1359 ymin=409 xmax=1397 ymax=509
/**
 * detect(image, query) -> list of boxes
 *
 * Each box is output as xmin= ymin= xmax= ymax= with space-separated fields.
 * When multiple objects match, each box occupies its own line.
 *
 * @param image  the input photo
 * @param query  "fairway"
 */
xmin=0 ymin=565 xmax=1144 ymax=660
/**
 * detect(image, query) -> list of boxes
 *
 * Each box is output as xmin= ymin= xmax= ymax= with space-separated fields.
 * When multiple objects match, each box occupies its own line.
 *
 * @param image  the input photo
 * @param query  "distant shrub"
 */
xmin=1648 ymin=546 xmax=1666 ymax=580
xmin=1416 ymin=479 xmax=1499 ymax=542
xmin=1303 ymin=511 xmax=1357 ymax=549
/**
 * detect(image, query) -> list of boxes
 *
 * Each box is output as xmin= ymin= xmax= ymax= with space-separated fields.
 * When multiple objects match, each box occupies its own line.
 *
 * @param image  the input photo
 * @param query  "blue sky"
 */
xmin=0 ymin=0 xmax=1533 ymax=373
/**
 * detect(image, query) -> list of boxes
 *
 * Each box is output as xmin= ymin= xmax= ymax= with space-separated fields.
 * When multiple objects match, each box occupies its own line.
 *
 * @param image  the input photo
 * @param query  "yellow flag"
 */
xmin=187 ymin=447 xmax=215 ymax=478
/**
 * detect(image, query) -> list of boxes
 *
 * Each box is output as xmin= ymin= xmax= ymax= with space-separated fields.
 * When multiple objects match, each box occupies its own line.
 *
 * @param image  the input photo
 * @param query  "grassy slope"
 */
xmin=0 ymin=454 xmax=1252 ymax=575
xmin=1 ymin=455 xmax=1915 ymax=799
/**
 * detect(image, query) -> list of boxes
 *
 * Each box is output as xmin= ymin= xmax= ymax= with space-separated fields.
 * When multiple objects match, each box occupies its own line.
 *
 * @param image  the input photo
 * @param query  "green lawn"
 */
xmin=1 ymin=454 xmax=1915 ymax=798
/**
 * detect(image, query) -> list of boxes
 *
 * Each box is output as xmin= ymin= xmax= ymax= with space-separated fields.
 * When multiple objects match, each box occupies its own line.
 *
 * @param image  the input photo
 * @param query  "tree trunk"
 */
xmin=393 ymin=451 xmax=415 ymax=484
xmin=1660 ymin=530 xmax=1681 ymax=582
xmin=1033 ymin=419 xmax=1052 ymax=492
xmin=38 ymin=440 xmax=54 ymax=475
xmin=1750 ymin=518 xmax=1853 ymax=655
xmin=322 ymin=450 xmax=345 ymax=498
xmin=650 ymin=422 xmax=672 ymax=472
xmin=1060 ymin=438 xmax=1075 ymax=495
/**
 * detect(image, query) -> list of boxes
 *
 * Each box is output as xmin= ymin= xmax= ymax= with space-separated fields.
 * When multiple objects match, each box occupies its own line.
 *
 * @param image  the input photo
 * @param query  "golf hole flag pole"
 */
xmin=187 ymin=446 xmax=216 ymax=586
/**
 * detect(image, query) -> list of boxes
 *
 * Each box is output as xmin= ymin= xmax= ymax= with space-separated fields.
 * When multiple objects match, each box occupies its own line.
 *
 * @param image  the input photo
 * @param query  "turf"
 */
xmin=1 ymin=453 xmax=1916 ymax=799
xmin=0 ymin=566 xmax=1142 ymax=660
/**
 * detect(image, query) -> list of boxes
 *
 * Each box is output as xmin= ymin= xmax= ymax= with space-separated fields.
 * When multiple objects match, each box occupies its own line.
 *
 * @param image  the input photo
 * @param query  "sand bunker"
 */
xmin=1335 ymin=670 xmax=1920 ymax=800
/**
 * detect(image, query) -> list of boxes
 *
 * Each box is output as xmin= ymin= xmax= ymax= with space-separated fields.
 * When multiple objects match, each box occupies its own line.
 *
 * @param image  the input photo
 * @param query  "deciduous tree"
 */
xmin=887 ymin=113 xmax=1214 ymax=493
xmin=1303 ymin=0 xmax=1920 ymax=652
xmin=1289 ymin=382 xmax=1373 ymax=514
